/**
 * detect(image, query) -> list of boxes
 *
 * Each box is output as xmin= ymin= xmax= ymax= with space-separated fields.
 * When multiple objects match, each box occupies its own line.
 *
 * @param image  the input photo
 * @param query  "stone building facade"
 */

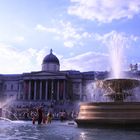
xmin=0 ymin=50 xmax=97 ymax=108
xmin=0 ymin=49 xmax=140 ymax=109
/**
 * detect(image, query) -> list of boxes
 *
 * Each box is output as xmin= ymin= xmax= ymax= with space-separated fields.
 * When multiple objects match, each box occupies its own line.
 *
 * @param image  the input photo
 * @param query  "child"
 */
xmin=32 ymin=116 xmax=36 ymax=124
xmin=43 ymin=113 xmax=47 ymax=124
xmin=47 ymin=112 xmax=53 ymax=123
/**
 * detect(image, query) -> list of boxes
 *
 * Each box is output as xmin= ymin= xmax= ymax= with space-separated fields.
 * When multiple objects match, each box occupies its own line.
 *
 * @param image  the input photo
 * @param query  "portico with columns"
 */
xmin=18 ymin=73 xmax=67 ymax=102
xmin=21 ymin=49 xmax=65 ymax=101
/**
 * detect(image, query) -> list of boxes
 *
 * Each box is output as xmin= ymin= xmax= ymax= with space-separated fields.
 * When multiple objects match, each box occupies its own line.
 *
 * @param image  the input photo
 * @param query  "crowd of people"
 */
xmin=2 ymin=103 xmax=78 ymax=125
xmin=31 ymin=107 xmax=51 ymax=124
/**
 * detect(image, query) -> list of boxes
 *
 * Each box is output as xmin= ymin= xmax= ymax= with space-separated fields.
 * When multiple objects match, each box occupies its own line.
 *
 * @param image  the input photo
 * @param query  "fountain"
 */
xmin=75 ymin=33 xmax=140 ymax=127
xmin=0 ymin=97 xmax=18 ymax=121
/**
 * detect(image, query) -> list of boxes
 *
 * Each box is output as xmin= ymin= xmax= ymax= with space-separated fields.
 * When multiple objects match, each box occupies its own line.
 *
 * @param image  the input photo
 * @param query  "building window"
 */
xmin=4 ymin=84 xmax=7 ymax=90
xmin=17 ymin=84 xmax=19 ymax=90
xmin=0 ymin=83 xmax=2 ymax=91
xmin=11 ymin=84 xmax=13 ymax=90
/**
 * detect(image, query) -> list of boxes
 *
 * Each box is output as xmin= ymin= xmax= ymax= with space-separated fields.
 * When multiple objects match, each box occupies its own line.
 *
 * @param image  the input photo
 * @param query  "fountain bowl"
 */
xmin=101 ymin=78 xmax=140 ymax=101
xmin=102 ymin=78 xmax=140 ymax=92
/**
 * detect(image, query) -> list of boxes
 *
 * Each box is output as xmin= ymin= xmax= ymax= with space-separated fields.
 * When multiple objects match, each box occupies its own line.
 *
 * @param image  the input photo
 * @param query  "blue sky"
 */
xmin=0 ymin=0 xmax=140 ymax=74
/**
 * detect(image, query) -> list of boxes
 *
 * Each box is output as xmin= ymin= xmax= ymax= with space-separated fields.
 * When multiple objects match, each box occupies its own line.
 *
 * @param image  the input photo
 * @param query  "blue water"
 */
xmin=0 ymin=120 xmax=140 ymax=140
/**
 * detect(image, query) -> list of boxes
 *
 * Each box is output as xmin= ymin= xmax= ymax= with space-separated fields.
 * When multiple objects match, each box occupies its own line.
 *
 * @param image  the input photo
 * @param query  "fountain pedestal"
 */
xmin=75 ymin=79 xmax=140 ymax=127
xmin=75 ymin=102 xmax=140 ymax=127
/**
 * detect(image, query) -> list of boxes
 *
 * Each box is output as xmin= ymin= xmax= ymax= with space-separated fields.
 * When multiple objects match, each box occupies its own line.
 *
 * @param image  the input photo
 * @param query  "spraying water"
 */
xmin=108 ymin=33 xmax=126 ymax=78
xmin=0 ymin=96 xmax=18 ymax=120
xmin=87 ymin=33 xmax=127 ymax=102
xmin=86 ymin=32 xmax=140 ymax=102
xmin=0 ymin=97 xmax=16 ymax=108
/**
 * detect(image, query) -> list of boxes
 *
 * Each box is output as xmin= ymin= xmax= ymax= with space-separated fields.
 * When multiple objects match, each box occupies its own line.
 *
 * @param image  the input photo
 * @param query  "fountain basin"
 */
xmin=101 ymin=78 xmax=140 ymax=101
xmin=102 ymin=78 xmax=140 ymax=91
xmin=75 ymin=102 xmax=140 ymax=127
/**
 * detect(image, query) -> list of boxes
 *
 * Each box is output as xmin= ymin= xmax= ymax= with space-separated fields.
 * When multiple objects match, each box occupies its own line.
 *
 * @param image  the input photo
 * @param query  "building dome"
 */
xmin=42 ymin=49 xmax=60 ymax=72
xmin=42 ymin=49 xmax=60 ymax=65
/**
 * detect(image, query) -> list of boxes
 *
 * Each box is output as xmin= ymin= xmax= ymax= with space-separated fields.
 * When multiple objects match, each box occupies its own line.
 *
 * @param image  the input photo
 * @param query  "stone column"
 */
xmin=21 ymin=82 xmax=23 ymax=100
xmin=79 ymin=82 xmax=82 ymax=100
xmin=57 ymin=80 xmax=59 ymax=100
xmin=23 ymin=81 xmax=26 ymax=100
xmin=51 ymin=80 xmax=54 ymax=100
xmin=28 ymin=80 xmax=31 ymax=100
xmin=45 ymin=80 xmax=48 ymax=100
xmin=40 ymin=80 xmax=42 ymax=100
xmin=63 ymin=80 xmax=66 ymax=100
xmin=34 ymin=80 xmax=37 ymax=100
xmin=18 ymin=82 xmax=21 ymax=100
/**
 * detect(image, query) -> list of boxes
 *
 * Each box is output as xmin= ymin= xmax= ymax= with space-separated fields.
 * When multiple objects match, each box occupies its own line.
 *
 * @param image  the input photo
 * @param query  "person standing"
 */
xmin=47 ymin=112 xmax=53 ymax=123
xmin=37 ymin=107 xmax=43 ymax=124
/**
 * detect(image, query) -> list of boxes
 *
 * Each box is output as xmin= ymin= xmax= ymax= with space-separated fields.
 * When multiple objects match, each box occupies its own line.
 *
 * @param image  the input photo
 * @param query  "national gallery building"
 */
xmin=0 ymin=49 xmax=140 ymax=109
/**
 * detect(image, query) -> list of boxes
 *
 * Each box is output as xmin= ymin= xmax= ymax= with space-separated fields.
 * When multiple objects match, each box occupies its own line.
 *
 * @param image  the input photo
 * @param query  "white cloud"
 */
xmin=35 ymin=24 xmax=58 ymax=33
xmin=0 ymin=43 xmax=47 ymax=74
xmin=13 ymin=36 xmax=25 ymax=43
xmin=1 ymin=42 xmax=107 ymax=74
xmin=60 ymin=51 xmax=108 ymax=71
xmin=94 ymin=31 xmax=139 ymax=47
xmin=35 ymin=24 xmax=48 ymax=31
xmin=130 ymin=35 xmax=139 ymax=41
xmin=64 ymin=41 xmax=74 ymax=48
xmin=68 ymin=0 xmax=140 ymax=23
xmin=35 ymin=21 xmax=92 ymax=48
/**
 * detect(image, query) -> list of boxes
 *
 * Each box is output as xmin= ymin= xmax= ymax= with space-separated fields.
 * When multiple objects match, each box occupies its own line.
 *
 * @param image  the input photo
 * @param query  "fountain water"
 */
xmin=108 ymin=33 xmax=124 ymax=78
xmin=0 ymin=97 xmax=18 ymax=121
xmin=75 ymin=33 xmax=140 ymax=127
